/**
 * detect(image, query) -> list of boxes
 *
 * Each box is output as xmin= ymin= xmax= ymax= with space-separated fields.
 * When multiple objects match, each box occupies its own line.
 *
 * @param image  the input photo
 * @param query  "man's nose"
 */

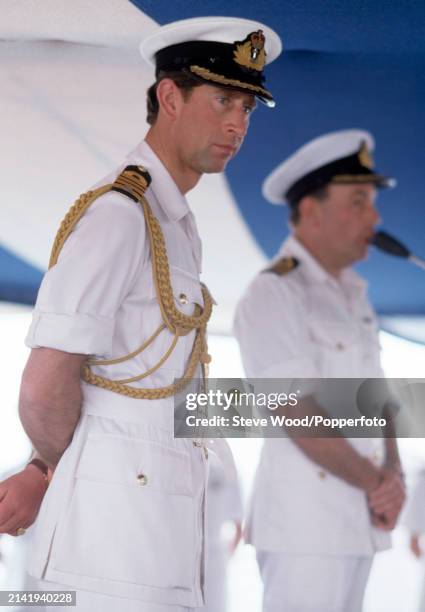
xmin=371 ymin=207 xmax=381 ymax=226
xmin=367 ymin=205 xmax=381 ymax=227
xmin=226 ymin=108 xmax=248 ymax=140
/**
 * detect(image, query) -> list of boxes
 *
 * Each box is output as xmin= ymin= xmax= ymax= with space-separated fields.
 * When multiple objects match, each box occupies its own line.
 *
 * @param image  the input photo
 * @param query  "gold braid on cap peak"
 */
xmin=189 ymin=65 xmax=271 ymax=97
xmin=49 ymin=165 xmax=214 ymax=399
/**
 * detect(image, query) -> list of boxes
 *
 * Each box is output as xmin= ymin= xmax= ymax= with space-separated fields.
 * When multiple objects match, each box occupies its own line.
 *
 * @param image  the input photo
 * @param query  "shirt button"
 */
xmin=136 ymin=473 xmax=148 ymax=486
xmin=193 ymin=440 xmax=208 ymax=460
xmin=318 ymin=470 xmax=326 ymax=480
xmin=336 ymin=342 xmax=345 ymax=351
xmin=179 ymin=293 xmax=189 ymax=305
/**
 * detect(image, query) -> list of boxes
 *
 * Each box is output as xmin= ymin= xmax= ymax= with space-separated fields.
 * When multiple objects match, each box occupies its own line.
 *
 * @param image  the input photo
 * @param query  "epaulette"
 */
xmin=263 ymin=256 xmax=299 ymax=276
xmin=111 ymin=165 xmax=152 ymax=203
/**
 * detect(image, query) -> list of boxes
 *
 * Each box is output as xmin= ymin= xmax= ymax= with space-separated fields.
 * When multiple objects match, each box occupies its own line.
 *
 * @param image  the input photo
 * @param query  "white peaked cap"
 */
xmin=263 ymin=129 xmax=395 ymax=205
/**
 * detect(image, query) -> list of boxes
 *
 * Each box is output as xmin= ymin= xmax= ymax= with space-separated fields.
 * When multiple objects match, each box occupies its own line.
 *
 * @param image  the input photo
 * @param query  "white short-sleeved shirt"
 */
xmin=26 ymin=141 xmax=204 ymax=408
xmin=25 ymin=141 xmax=211 ymax=607
xmin=234 ymin=234 xmax=390 ymax=555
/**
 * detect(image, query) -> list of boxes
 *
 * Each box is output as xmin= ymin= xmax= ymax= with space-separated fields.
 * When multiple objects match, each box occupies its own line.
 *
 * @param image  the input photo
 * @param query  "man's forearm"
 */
xmin=18 ymin=348 xmax=85 ymax=469
xmin=382 ymin=403 xmax=403 ymax=472
xmin=384 ymin=437 xmax=402 ymax=471
xmin=19 ymin=396 xmax=81 ymax=468
xmin=283 ymin=396 xmax=381 ymax=492
xmin=293 ymin=436 xmax=381 ymax=492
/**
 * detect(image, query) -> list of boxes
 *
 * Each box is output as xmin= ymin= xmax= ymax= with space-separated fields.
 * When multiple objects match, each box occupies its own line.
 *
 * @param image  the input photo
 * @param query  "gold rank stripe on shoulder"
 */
xmin=264 ymin=257 xmax=299 ymax=276
xmin=111 ymin=165 xmax=152 ymax=203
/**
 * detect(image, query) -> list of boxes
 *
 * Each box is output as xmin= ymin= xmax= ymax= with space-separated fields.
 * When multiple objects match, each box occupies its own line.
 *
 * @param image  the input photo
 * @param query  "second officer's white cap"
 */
xmin=263 ymin=129 xmax=396 ymax=205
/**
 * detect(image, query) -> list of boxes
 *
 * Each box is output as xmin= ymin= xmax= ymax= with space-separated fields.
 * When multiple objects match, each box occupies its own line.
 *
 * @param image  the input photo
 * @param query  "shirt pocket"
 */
xmin=51 ymin=433 xmax=197 ymax=591
xmin=359 ymin=317 xmax=380 ymax=349
xmin=169 ymin=265 xmax=204 ymax=314
xmin=308 ymin=321 xmax=360 ymax=376
xmin=141 ymin=264 xmax=204 ymax=310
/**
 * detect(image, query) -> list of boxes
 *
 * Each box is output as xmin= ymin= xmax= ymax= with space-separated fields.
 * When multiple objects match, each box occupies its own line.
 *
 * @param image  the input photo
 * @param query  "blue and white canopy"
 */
xmin=1 ymin=1 xmax=424 ymax=340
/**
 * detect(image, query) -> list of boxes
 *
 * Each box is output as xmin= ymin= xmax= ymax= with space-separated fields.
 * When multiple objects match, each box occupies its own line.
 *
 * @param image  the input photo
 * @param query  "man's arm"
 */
xmin=282 ymin=395 xmax=382 ymax=493
xmin=367 ymin=438 xmax=405 ymax=531
xmin=0 ymin=348 xmax=85 ymax=535
xmin=410 ymin=533 xmax=423 ymax=558
xmin=283 ymin=397 xmax=405 ymax=530
xmin=366 ymin=402 xmax=405 ymax=529
xmin=19 ymin=347 xmax=87 ymax=469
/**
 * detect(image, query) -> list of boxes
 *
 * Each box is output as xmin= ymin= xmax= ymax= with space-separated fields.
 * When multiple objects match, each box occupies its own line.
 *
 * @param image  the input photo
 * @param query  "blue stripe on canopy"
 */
xmin=0 ymin=246 xmax=43 ymax=305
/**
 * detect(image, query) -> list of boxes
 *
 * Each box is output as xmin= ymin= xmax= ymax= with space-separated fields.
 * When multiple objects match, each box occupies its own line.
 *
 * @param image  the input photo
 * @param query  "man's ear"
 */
xmin=298 ymin=195 xmax=323 ymax=227
xmin=156 ymin=78 xmax=184 ymax=121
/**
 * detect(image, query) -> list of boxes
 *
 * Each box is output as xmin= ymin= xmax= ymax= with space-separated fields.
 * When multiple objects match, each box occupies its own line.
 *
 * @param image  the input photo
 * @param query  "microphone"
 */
xmin=371 ymin=230 xmax=425 ymax=271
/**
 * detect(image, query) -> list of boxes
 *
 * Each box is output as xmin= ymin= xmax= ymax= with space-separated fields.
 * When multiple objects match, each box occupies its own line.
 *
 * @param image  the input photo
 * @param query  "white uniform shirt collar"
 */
xmin=278 ymin=234 xmax=367 ymax=291
xmin=127 ymin=140 xmax=190 ymax=223
xmin=127 ymin=140 xmax=203 ymax=273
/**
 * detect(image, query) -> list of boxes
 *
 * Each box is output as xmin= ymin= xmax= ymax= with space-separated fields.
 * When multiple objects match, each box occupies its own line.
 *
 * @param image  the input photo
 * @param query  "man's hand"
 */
xmin=0 ymin=465 xmax=47 ymax=536
xmin=228 ymin=521 xmax=243 ymax=556
xmin=367 ymin=468 xmax=406 ymax=531
xmin=410 ymin=534 xmax=423 ymax=558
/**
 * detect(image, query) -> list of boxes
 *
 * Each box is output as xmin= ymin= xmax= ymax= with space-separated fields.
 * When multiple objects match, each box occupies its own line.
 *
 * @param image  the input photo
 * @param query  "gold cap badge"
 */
xmin=358 ymin=141 xmax=374 ymax=169
xmin=233 ymin=30 xmax=266 ymax=71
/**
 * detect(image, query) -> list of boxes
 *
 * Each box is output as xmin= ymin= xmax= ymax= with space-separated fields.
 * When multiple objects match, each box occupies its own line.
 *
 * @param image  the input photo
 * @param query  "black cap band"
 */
xmin=286 ymin=151 xmax=389 ymax=206
xmin=154 ymin=37 xmax=274 ymax=105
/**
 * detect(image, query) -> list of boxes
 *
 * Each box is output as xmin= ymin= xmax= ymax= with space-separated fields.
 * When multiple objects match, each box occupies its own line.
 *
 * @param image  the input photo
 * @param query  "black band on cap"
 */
xmin=286 ymin=151 xmax=387 ymax=206
xmin=155 ymin=41 xmax=266 ymax=85
xmin=153 ymin=38 xmax=276 ymax=106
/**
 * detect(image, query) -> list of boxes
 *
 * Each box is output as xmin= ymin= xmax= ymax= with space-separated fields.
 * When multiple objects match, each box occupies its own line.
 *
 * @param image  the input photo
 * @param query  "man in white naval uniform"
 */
xmin=234 ymin=130 xmax=406 ymax=612
xmin=0 ymin=17 xmax=282 ymax=612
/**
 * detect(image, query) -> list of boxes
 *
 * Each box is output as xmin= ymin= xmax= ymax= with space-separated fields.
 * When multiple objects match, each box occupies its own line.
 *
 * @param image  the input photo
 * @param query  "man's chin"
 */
xmin=201 ymin=159 xmax=230 ymax=174
xmin=353 ymin=245 xmax=370 ymax=263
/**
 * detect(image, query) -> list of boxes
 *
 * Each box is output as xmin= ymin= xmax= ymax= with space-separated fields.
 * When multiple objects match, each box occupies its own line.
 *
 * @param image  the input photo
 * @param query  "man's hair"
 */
xmin=289 ymin=185 xmax=329 ymax=225
xmin=146 ymin=71 xmax=203 ymax=126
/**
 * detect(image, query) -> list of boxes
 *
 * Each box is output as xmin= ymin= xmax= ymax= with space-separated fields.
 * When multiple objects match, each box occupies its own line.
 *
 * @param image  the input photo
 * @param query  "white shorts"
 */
xmin=257 ymin=551 xmax=373 ymax=612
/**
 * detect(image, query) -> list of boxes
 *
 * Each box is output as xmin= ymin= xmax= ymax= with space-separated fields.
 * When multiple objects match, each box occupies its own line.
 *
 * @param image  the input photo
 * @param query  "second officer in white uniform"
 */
xmin=234 ymin=130 xmax=406 ymax=612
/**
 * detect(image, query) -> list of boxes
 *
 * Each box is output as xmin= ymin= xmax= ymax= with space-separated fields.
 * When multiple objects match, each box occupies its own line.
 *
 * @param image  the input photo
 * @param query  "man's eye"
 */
xmin=244 ymin=105 xmax=254 ymax=115
xmin=218 ymin=96 xmax=230 ymax=104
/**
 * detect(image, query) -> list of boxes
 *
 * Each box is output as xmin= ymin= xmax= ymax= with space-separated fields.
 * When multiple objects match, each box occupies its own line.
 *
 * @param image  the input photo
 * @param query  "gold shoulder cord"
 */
xmin=49 ymin=165 xmax=213 ymax=399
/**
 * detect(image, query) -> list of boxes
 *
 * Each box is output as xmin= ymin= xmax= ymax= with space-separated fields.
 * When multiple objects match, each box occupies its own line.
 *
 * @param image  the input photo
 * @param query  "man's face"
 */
xmin=315 ymin=183 xmax=381 ymax=267
xmin=174 ymin=84 xmax=256 ymax=174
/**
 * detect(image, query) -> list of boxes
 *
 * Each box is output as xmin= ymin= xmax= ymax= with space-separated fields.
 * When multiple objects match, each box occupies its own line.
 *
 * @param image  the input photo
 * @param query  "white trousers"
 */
xmin=36 ymin=579 xmax=191 ymax=612
xmin=257 ymin=551 xmax=373 ymax=612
